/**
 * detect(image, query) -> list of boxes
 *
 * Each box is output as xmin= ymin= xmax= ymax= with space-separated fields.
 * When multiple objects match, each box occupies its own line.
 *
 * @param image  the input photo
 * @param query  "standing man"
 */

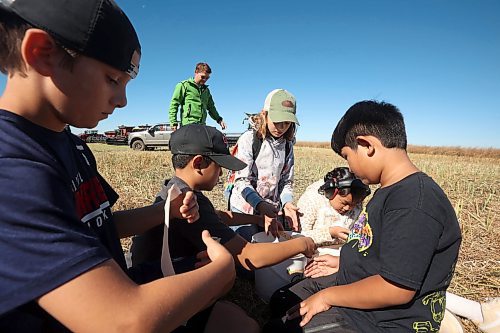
xmin=169 ymin=62 xmax=227 ymax=130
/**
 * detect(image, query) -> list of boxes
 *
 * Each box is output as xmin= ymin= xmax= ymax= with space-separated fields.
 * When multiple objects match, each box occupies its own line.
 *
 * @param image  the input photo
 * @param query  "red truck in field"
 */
xmin=78 ymin=130 xmax=107 ymax=143
xmin=104 ymin=125 xmax=149 ymax=145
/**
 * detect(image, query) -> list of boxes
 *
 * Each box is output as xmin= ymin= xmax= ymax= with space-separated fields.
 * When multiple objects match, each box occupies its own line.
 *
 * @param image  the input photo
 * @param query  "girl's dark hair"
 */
xmin=321 ymin=167 xmax=370 ymax=200
xmin=324 ymin=167 xmax=353 ymax=183
xmin=331 ymin=100 xmax=407 ymax=156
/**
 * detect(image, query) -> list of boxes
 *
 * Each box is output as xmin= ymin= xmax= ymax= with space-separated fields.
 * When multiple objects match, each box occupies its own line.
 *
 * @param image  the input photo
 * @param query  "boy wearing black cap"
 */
xmin=147 ymin=124 xmax=316 ymax=279
xmin=0 ymin=1 xmax=236 ymax=332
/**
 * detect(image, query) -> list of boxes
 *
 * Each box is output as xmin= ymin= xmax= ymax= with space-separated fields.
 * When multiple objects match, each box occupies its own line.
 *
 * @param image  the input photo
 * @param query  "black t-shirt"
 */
xmin=337 ymin=172 xmax=461 ymax=333
xmin=0 ymin=110 xmax=123 ymax=331
xmin=165 ymin=177 xmax=237 ymax=259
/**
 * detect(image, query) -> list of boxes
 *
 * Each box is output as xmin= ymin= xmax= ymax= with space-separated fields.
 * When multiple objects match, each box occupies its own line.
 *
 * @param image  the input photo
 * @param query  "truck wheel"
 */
xmin=131 ymin=140 xmax=145 ymax=151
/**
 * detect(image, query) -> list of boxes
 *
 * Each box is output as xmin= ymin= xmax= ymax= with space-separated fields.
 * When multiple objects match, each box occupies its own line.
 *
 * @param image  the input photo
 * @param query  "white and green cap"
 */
xmin=263 ymin=89 xmax=299 ymax=125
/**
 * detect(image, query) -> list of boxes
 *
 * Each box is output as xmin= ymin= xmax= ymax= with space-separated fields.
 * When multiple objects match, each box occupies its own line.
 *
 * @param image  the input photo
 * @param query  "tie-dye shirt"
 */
xmin=229 ymin=130 xmax=294 ymax=215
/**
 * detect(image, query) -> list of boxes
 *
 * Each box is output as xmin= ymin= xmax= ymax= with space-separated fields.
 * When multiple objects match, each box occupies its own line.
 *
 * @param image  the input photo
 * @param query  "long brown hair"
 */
xmin=250 ymin=110 xmax=296 ymax=141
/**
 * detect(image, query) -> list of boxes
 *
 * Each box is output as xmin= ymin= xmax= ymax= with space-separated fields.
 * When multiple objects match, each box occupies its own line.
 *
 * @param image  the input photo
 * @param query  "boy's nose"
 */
xmin=113 ymin=88 xmax=127 ymax=108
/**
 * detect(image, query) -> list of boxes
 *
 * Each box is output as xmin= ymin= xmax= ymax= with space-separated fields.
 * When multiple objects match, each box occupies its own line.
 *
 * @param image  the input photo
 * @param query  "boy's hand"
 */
xmin=329 ymin=226 xmax=350 ymax=241
xmin=263 ymin=215 xmax=284 ymax=237
xmin=301 ymin=237 xmax=317 ymax=258
xmin=171 ymin=191 xmax=199 ymax=223
xmin=198 ymin=230 xmax=234 ymax=267
xmin=257 ymin=201 xmax=279 ymax=217
xmin=200 ymin=231 xmax=235 ymax=294
xmin=299 ymin=290 xmax=332 ymax=327
xmin=304 ymin=254 xmax=339 ymax=278
xmin=283 ymin=202 xmax=302 ymax=232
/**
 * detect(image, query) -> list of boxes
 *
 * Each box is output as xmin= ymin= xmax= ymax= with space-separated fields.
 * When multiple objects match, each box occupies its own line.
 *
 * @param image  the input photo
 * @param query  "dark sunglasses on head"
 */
xmin=318 ymin=178 xmax=370 ymax=200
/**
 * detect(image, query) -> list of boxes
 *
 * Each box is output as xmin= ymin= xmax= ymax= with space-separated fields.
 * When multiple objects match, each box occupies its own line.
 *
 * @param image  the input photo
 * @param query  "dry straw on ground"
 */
xmin=91 ymin=143 xmax=499 ymax=333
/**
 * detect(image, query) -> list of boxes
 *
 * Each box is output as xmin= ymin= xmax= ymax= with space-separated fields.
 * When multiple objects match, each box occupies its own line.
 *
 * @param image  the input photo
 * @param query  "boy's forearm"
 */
xmin=237 ymin=237 xmax=309 ymax=270
xmin=113 ymin=202 xmax=164 ymax=238
xmin=217 ymin=210 xmax=263 ymax=227
xmin=321 ymin=274 xmax=416 ymax=309
xmin=39 ymin=257 xmax=234 ymax=332
xmin=138 ymin=256 xmax=235 ymax=330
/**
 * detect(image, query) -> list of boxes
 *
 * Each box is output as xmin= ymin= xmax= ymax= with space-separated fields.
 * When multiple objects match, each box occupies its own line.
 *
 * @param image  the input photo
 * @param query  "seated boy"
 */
xmin=264 ymin=100 xmax=462 ymax=332
xmin=146 ymin=124 xmax=316 ymax=274
xmin=0 ymin=1 xmax=236 ymax=332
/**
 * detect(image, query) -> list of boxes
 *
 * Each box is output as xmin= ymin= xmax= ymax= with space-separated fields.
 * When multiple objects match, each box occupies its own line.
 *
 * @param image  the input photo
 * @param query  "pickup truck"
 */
xmin=128 ymin=123 xmax=241 ymax=151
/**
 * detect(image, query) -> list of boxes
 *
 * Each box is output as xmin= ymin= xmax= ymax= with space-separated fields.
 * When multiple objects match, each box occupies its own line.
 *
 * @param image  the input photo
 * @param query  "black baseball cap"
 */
xmin=0 ymin=0 xmax=141 ymax=79
xmin=170 ymin=124 xmax=246 ymax=171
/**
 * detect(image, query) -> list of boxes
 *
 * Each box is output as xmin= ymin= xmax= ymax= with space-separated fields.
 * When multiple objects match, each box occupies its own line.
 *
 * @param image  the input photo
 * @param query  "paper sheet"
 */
xmin=161 ymin=184 xmax=182 ymax=276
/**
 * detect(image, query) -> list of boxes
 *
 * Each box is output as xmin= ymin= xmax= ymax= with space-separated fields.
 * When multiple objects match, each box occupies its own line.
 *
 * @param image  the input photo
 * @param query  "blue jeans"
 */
xmin=229 ymin=205 xmax=264 ymax=242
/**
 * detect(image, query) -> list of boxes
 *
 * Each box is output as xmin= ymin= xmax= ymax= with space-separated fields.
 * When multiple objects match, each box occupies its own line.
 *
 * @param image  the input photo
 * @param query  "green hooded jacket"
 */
xmin=168 ymin=77 xmax=222 ymax=126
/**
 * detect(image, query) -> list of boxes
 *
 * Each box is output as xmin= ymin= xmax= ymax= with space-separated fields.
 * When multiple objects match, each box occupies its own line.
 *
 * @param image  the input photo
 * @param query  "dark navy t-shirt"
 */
xmin=0 ymin=110 xmax=124 ymax=331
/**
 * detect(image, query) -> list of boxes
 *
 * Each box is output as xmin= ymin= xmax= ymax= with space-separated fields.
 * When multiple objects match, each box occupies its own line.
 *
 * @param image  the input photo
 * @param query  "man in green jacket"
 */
xmin=169 ymin=62 xmax=227 ymax=130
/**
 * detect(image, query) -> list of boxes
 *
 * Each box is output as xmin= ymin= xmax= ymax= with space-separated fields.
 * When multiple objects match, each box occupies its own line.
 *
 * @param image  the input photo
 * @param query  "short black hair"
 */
xmin=331 ymin=100 xmax=407 ymax=155
xmin=172 ymin=154 xmax=212 ymax=169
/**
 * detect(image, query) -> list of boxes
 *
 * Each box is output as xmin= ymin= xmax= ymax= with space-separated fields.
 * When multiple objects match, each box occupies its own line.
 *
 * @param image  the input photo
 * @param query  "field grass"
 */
xmin=90 ymin=143 xmax=499 ymax=333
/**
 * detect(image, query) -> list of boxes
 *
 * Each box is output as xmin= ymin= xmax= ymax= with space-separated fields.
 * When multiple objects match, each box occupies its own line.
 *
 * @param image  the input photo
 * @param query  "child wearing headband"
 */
xmin=298 ymin=167 xmax=370 ymax=246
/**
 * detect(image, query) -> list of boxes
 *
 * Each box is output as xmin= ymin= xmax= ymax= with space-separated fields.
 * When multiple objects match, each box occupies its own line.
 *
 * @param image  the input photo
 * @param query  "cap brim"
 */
xmin=268 ymin=111 xmax=300 ymax=125
xmin=209 ymin=154 xmax=247 ymax=171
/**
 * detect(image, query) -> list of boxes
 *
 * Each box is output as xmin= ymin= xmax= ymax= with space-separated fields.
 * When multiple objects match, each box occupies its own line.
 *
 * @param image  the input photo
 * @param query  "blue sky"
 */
xmin=1 ymin=0 xmax=499 ymax=147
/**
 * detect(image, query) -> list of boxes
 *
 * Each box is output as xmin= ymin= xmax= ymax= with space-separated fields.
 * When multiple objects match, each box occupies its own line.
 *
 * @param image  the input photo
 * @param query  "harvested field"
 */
xmin=91 ymin=143 xmax=499 ymax=333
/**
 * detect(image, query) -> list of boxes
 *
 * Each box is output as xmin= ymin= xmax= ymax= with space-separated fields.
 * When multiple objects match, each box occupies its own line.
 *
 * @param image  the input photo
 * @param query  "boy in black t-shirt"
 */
xmin=265 ymin=100 xmax=462 ymax=333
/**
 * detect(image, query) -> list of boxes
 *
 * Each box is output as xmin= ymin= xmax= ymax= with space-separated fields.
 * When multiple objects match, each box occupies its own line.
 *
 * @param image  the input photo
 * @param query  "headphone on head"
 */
xmin=318 ymin=168 xmax=371 ymax=199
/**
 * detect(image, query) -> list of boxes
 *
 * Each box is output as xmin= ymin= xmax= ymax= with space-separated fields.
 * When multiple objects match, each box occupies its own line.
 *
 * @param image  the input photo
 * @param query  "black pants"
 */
xmin=264 ymin=274 xmax=357 ymax=333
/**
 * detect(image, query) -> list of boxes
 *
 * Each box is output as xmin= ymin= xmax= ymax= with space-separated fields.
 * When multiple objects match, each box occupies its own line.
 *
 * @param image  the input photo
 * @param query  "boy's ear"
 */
xmin=21 ymin=29 xmax=61 ymax=77
xmin=191 ymin=155 xmax=204 ymax=171
xmin=355 ymin=135 xmax=376 ymax=157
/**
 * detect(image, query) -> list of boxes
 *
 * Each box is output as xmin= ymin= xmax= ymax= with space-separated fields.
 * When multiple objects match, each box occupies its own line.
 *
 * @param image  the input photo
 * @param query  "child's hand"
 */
xmin=304 ymin=254 xmax=339 ymax=278
xmin=299 ymin=290 xmax=332 ymax=327
xmin=257 ymin=201 xmax=279 ymax=217
xmin=301 ymin=237 xmax=317 ymax=258
xmin=263 ymin=215 xmax=284 ymax=237
xmin=171 ymin=191 xmax=199 ymax=223
xmin=198 ymin=231 xmax=234 ymax=273
xmin=329 ymin=226 xmax=350 ymax=241
xmin=283 ymin=202 xmax=302 ymax=232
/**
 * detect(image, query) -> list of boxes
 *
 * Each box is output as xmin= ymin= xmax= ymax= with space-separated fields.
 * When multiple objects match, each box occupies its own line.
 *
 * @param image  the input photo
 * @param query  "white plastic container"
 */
xmin=251 ymin=231 xmax=306 ymax=302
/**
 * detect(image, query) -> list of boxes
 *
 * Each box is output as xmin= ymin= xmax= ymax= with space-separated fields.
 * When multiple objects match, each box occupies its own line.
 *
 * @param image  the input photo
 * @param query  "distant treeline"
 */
xmin=295 ymin=142 xmax=500 ymax=159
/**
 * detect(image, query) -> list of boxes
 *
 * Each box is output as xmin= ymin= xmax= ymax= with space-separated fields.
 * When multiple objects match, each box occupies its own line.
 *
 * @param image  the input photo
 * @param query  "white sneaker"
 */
xmin=479 ymin=298 xmax=500 ymax=333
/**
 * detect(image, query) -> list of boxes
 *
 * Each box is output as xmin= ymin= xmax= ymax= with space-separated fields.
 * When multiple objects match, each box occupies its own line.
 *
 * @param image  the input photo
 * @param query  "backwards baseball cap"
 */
xmin=263 ymin=89 xmax=299 ymax=125
xmin=170 ymin=124 xmax=246 ymax=171
xmin=0 ymin=0 xmax=141 ymax=79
